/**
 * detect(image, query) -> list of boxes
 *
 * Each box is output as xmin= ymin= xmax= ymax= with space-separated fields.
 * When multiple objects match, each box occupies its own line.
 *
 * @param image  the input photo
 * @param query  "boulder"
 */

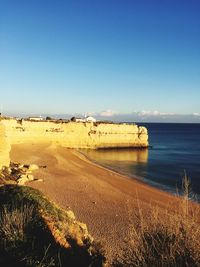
xmin=29 ymin=164 xmax=39 ymax=171
xmin=66 ymin=210 xmax=76 ymax=220
xmin=27 ymin=174 xmax=34 ymax=181
xmin=17 ymin=174 xmax=29 ymax=185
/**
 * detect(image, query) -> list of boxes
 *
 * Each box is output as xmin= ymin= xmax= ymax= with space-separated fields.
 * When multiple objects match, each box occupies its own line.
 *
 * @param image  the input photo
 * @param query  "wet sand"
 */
xmin=10 ymin=143 xmax=182 ymax=262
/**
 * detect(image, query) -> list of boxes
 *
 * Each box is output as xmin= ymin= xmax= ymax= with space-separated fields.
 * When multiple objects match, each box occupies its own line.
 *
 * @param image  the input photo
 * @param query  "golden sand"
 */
xmin=10 ymin=143 xmax=188 ymax=261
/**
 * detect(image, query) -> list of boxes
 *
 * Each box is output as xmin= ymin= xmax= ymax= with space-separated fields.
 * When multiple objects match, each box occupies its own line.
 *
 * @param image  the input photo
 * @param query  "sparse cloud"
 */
xmin=137 ymin=110 xmax=175 ymax=117
xmin=100 ymin=109 xmax=118 ymax=117
xmin=193 ymin=113 xmax=200 ymax=116
xmin=93 ymin=110 xmax=200 ymax=123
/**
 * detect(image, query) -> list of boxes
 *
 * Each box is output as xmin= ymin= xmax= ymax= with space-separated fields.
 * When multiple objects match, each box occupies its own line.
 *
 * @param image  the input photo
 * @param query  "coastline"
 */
xmin=10 ymin=143 xmax=198 ymax=262
xmin=77 ymin=149 xmax=180 ymax=196
xmin=79 ymin=148 xmax=200 ymax=203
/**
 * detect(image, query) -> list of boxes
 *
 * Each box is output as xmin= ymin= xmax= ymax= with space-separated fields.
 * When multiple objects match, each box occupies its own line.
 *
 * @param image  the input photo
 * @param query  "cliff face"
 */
xmin=0 ymin=123 xmax=11 ymax=169
xmin=1 ymin=119 xmax=148 ymax=148
xmin=0 ymin=119 xmax=148 ymax=169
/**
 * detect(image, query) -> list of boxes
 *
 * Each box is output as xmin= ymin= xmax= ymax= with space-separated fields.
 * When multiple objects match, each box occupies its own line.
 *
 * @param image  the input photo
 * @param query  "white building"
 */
xmin=85 ymin=116 xmax=96 ymax=123
xmin=28 ymin=116 xmax=44 ymax=121
xmin=71 ymin=116 xmax=97 ymax=123
xmin=74 ymin=118 xmax=86 ymax=122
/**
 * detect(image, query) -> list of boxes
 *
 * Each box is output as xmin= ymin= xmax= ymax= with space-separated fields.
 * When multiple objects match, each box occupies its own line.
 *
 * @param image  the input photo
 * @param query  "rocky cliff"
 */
xmin=0 ymin=119 xmax=148 ymax=169
xmin=0 ymin=123 xmax=11 ymax=169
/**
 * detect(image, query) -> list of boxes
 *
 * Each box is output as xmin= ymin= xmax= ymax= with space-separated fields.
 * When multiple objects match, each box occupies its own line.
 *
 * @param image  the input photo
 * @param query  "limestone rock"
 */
xmin=1 ymin=119 xmax=148 ymax=149
xmin=17 ymin=175 xmax=29 ymax=185
xmin=18 ymin=164 xmax=24 ymax=169
xmin=0 ymin=123 xmax=10 ymax=169
xmin=27 ymin=174 xmax=34 ymax=181
xmin=29 ymin=164 xmax=39 ymax=171
xmin=66 ymin=210 xmax=76 ymax=220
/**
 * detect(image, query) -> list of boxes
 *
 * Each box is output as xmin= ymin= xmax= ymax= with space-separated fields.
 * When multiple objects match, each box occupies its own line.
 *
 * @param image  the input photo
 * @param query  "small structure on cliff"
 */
xmin=28 ymin=116 xmax=44 ymax=121
xmin=85 ymin=116 xmax=96 ymax=123
xmin=71 ymin=116 xmax=96 ymax=123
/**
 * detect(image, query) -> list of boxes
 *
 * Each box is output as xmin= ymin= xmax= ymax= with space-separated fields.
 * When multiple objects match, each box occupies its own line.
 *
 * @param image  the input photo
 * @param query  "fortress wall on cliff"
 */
xmin=0 ymin=119 xmax=148 ymax=169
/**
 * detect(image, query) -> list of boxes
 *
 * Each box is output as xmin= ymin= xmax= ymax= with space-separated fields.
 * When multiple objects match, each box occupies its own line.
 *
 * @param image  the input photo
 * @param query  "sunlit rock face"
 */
xmin=0 ymin=123 xmax=10 ymax=169
xmin=1 ymin=119 xmax=149 ymax=148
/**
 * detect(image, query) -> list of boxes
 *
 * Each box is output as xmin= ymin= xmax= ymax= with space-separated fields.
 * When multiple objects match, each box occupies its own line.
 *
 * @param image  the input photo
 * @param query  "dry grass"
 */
xmin=0 ymin=204 xmax=35 ymax=248
xmin=114 ymin=176 xmax=200 ymax=267
xmin=0 ymin=185 xmax=106 ymax=267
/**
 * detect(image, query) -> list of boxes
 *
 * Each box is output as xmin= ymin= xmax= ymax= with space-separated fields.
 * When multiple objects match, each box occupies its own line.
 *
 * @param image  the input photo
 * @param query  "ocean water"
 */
xmin=82 ymin=123 xmax=200 ymax=199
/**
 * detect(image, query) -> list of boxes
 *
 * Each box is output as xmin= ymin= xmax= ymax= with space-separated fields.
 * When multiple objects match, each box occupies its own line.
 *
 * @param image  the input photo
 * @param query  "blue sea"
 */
xmin=82 ymin=123 xmax=200 ymax=199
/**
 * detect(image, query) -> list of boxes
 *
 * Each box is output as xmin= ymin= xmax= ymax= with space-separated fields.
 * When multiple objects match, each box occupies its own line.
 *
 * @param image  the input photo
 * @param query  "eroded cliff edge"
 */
xmin=0 ymin=119 xmax=148 ymax=169
xmin=0 ymin=123 xmax=11 ymax=169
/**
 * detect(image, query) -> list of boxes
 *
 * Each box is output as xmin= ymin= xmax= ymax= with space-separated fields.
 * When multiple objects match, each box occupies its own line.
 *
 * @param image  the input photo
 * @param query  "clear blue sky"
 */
xmin=0 ymin=0 xmax=200 ymax=120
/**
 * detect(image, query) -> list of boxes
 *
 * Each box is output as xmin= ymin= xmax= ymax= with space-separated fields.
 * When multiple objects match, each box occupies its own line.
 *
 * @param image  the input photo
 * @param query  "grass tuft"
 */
xmin=114 ymin=176 xmax=200 ymax=267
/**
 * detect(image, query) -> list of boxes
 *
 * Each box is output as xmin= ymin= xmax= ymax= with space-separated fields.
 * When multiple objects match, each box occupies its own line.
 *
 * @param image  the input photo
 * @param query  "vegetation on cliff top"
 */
xmin=0 ymin=185 xmax=105 ymax=267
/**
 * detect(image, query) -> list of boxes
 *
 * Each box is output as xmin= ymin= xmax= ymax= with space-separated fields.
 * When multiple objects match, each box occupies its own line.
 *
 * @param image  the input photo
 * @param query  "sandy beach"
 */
xmin=10 ymin=143 xmax=185 ymax=262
